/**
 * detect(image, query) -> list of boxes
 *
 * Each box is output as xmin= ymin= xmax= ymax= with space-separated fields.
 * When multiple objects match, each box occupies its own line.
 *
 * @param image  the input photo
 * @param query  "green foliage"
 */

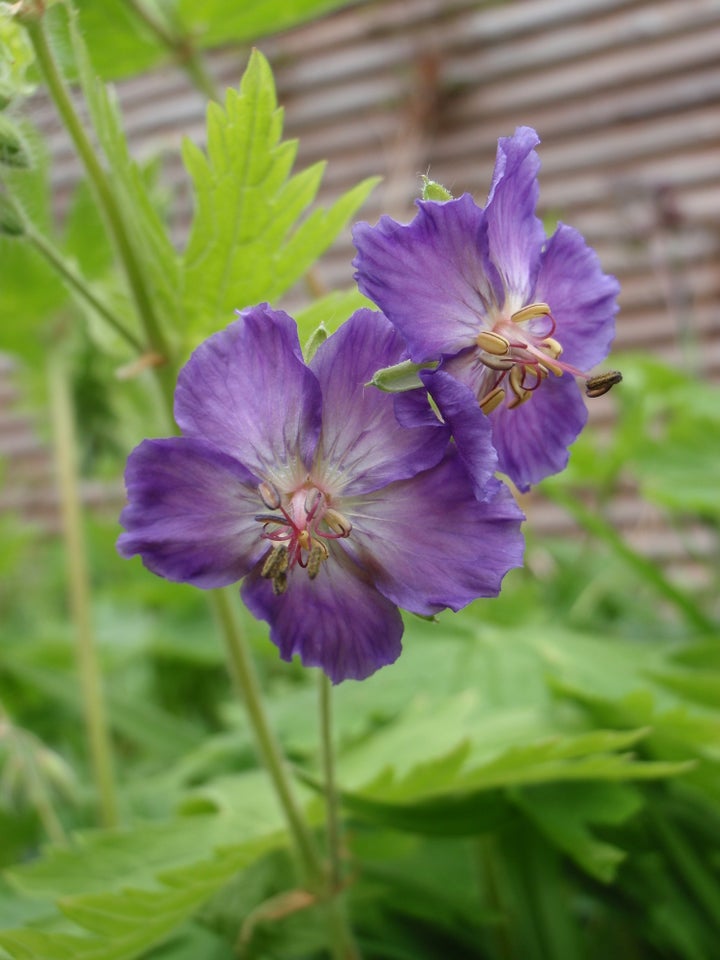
xmin=181 ymin=50 xmax=378 ymax=340
xmin=2 ymin=3 xmax=719 ymax=958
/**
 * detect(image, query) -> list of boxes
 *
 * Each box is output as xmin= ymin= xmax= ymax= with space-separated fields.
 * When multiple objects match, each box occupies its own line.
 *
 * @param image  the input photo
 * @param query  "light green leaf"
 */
xmin=0 ymin=777 xmax=288 ymax=960
xmin=181 ymin=50 xmax=377 ymax=336
xmin=511 ymin=781 xmax=643 ymax=882
xmin=67 ymin=6 xmax=181 ymax=340
xmin=179 ymin=0 xmax=359 ymax=49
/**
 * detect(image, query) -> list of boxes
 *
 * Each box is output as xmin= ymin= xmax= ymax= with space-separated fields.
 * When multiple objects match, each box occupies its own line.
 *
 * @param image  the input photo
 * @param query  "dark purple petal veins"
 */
xmin=174 ymin=304 xmax=322 ymax=488
xmin=118 ymin=437 xmax=264 ymax=588
xmin=242 ymin=550 xmax=403 ymax=683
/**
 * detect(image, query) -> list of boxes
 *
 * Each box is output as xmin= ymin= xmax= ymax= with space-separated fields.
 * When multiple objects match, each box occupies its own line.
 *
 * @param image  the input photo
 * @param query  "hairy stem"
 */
xmin=25 ymin=221 xmax=143 ymax=352
xmin=48 ymin=354 xmax=119 ymax=829
xmin=319 ymin=674 xmax=362 ymax=960
xmin=211 ymin=588 xmax=324 ymax=889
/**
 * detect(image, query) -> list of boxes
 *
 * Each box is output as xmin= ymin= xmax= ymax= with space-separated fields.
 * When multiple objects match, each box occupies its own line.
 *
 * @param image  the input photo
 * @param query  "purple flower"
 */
xmin=352 ymin=126 xmax=620 ymax=491
xmin=118 ymin=305 xmax=524 ymax=683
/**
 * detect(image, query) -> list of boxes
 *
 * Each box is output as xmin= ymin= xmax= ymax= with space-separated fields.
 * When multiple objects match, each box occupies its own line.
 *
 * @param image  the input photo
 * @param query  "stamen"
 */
xmin=480 ymin=355 xmax=514 ymax=371
xmin=541 ymin=336 xmax=563 ymax=359
xmin=324 ymin=508 xmax=352 ymax=537
xmin=585 ymin=370 xmax=623 ymax=398
xmin=258 ymin=481 xmax=281 ymax=510
xmin=307 ymin=543 xmax=328 ymax=579
xmin=536 ymin=354 xmax=564 ymax=378
xmin=510 ymin=302 xmax=551 ymax=324
xmin=476 ymin=331 xmax=510 ymax=356
xmin=272 ymin=571 xmax=288 ymax=595
xmin=509 ymin=366 xmax=531 ymax=405
xmin=261 ymin=545 xmax=289 ymax=579
xmin=479 ymin=386 xmax=505 ymax=414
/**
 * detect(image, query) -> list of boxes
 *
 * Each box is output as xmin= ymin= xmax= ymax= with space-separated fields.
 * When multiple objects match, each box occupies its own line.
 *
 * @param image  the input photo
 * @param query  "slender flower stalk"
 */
xmin=23 ymin=220 xmax=144 ymax=353
xmin=211 ymin=587 xmax=325 ymax=889
xmin=48 ymin=354 xmax=119 ymax=829
xmin=319 ymin=673 xmax=342 ymax=893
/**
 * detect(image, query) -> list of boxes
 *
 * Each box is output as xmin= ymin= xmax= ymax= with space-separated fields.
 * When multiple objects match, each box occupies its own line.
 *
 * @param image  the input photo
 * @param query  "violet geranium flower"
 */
xmin=117 ymin=305 xmax=524 ymax=683
xmin=352 ymin=126 xmax=620 ymax=491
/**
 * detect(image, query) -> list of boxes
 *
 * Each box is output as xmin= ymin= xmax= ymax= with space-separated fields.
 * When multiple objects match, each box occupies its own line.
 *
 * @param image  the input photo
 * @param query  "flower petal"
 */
xmin=341 ymin=451 xmax=524 ymax=616
xmin=241 ymin=550 xmax=403 ymax=683
xmin=117 ymin=437 xmax=265 ymax=587
xmin=490 ymin=375 xmax=588 ymax=491
xmin=310 ymin=309 xmax=450 ymax=495
xmin=534 ymin=223 xmax=620 ymax=370
xmin=174 ymin=304 xmax=322 ymax=488
xmin=484 ymin=126 xmax=546 ymax=304
xmin=421 ymin=368 xmax=498 ymax=501
xmin=352 ymin=195 xmax=495 ymax=361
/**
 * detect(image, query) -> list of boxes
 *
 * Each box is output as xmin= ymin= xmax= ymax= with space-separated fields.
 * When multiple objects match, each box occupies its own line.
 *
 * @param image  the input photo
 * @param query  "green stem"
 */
xmin=210 ymin=588 xmax=324 ymax=890
xmin=24 ymin=221 xmax=143 ymax=352
xmin=25 ymin=13 xmax=174 ymax=395
xmin=319 ymin=674 xmax=342 ymax=892
xmin=542 ymin=485 xmax=715 ymax=634
xmin=47 ymin=354 xmax=119 ymax=829
xmin=319 ymin=674 xmax=361 ymax=960
xmin=125 ymin=0 xmax=221 ymax=102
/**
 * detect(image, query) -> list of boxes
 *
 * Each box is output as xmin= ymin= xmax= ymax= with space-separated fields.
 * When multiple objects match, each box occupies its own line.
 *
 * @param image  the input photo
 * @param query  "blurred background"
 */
xmin=3 ymin=0 xmax=719 ymax=579
xmin=1 ymin=3 xmax=720 ymax=957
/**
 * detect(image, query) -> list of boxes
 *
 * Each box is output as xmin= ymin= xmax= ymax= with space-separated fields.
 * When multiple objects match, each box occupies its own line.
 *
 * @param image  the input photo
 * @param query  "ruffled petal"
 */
xmin=534 ymin=223 xmax=620 ymax=370
xmin=174 ymin=304 xmax=322 ymax=488
xmin=490 ymin=375 xmax=588 ymax=491
xmin=341 ymin=451 xmax=524 ymax=615
xmin=117 ymin=437 xmax=265 ymax=587
xmin=485 ymin=126 xmax=546 ymax=305
xmin=352 ymin=195 xmax=495 ymax=361
xmin=420 ymin=369 xmax=498 ymax=501
xmin=241 ymin=550 xmax=403 ymax=683
xmin=310 ymin=309 xmax=449 ymax=495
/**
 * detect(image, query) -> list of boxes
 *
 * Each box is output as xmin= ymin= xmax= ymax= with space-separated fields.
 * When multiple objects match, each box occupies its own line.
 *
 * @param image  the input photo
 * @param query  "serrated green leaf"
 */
xmin=0 ymin=776 xmax=288 ymax=960
xmin=181 ymin=50 xmax=377 ymax=336
xmin=511 ymin=781 xmax=643 ymax=882
xmin=66 ymin=6 xmax=181 ymax=342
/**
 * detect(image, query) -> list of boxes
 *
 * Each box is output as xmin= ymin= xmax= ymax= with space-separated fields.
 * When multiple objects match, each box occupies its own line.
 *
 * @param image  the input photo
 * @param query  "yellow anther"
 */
xmin=297 ymin=530 xmax=311 ymax=550
xmin=538 ymin=356 xmax=564 ymax=377
xmin=508 ymin=365 xmax=528 ymax=401
xmin=258 ymin=480 xmax=281 ymax=510
xmin=541 ymin=336 xmax=563 ymax=359
xmin=476 ymin=331 xmax=510 ymax=356
xmin=480 ymin=355 xmax=514 ymax=371
xmin=307 ymin=543 xmax=328 ymax=580
xmin=508 ymin=392 xmax=531 ymax=409
xmin=479 ymin=386 xmax=505 ymax=414
xmin=510 ymin=302 xmax=551 ymax=324
xmin=272 ymin=572 xmax=288 ymax=596
xmin=324 ymin=508 xmax=352 ymax=537
xmin=261 ymin=545 xmax=288 ymax=579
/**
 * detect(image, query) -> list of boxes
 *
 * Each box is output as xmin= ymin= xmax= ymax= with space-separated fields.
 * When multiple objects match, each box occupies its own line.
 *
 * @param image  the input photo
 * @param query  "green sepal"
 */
xmin=367 ymin=358 xmax=439 ymax=393
xmin=303 ymin=323 xmax=327 ymax=362
xmin=421 ymin=175 xmax=454 ymax=201
xmin=0 ymin=192 xmax=24 ymax=236
xmin=0 ymin=114 xmax=31 ymax=169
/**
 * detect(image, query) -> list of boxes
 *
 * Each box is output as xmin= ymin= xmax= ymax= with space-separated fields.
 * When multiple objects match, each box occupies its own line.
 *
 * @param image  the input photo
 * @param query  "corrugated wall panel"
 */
xmin=4 ymin=0 xmax=719 ymax=578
